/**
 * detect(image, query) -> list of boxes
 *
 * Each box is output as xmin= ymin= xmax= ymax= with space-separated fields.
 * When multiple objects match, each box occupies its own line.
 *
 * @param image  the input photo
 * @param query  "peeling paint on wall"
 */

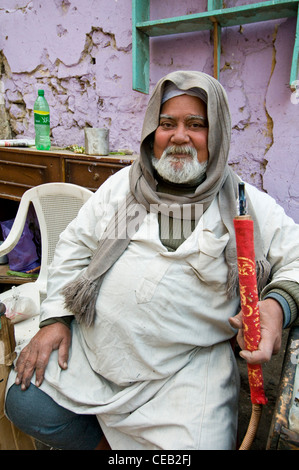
xmin=0 ymin=0 xmax=145 ymax=152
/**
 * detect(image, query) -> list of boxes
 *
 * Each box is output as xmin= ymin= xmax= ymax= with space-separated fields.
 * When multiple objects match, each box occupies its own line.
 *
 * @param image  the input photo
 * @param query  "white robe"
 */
xmin=7 ymin=166 xmax=299 ymax=449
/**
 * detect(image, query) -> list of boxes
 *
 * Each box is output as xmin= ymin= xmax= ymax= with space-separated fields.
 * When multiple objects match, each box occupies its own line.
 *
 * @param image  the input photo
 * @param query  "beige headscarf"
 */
xmin=63 ymin=71 xmax=270 ymax=326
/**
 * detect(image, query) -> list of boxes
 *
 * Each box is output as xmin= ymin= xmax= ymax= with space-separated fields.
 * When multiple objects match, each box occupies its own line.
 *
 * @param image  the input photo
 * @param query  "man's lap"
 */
xmin=5 ymin=341 xmax=239 ymax=450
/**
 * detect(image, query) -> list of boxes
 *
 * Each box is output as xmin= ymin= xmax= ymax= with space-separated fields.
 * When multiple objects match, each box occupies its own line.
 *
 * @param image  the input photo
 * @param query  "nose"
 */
xmin=170 ymin=123 xmax=190 ymax=145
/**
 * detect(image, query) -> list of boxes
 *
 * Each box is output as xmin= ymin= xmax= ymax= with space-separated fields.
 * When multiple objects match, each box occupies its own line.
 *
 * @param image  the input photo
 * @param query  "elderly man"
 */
xmin=5 ymin=71 xmax=299 ymax=450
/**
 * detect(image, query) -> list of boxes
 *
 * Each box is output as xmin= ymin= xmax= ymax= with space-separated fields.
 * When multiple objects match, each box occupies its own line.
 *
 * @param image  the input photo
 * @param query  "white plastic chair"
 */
xmin=0 ymin=183 xmax=92 ymax=346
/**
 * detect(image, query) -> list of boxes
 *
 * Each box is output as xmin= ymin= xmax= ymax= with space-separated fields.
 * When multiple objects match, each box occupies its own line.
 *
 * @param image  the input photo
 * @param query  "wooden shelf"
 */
xmin=0 ymin=264 xmax=37 ymax=285
xmin=0 ymin=146 xmax=136 ymax=201
xmin=136 ymin=1 xmax=298 ymax=36
xmin=132 ymin=0 xmax=299 ymax=93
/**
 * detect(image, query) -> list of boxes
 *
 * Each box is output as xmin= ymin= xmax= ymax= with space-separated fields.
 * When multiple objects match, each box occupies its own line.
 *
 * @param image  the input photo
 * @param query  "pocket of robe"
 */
xmin=185 ymin=230 xmax=229 ymax=287
xmin=135 ymin=256 xmax=174 ymax=304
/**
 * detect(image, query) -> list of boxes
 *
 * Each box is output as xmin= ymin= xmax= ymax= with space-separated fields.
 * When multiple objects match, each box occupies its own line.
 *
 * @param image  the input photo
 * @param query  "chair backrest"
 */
xmin=10 ymin=183 xmax=92 ymax=296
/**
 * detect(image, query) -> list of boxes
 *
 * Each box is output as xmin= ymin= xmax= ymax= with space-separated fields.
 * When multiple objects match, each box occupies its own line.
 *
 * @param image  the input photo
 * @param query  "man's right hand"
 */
xmin=15 ymin=322 xmax=71 ymax=390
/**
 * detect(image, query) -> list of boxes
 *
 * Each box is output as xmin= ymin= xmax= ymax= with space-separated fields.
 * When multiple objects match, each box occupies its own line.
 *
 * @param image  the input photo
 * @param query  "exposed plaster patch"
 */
xmin=0 ymin=52 xmax=12 ymax=138
xmin=1 ymin=23 xmax=134 ymax=145
xmin=54 ymin=0 xmax=71 ymax=15
xmin=0 ymin=1 xmax=33 ymax=14
xmin=90 ymin=26 xmax=132 ymax=54
xmin=57 ymin=24 xmax=68 ymax=37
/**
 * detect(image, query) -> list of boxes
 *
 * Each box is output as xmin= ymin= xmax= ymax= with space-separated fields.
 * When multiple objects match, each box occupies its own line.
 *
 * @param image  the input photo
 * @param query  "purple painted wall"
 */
xmin=0 ymin=0 xmax=298 ymax=221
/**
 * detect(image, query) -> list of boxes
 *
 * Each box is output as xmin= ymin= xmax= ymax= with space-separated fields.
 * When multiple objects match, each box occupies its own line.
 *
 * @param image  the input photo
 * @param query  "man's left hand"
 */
xmin=229 ymin=298 xmax=283 ymax=364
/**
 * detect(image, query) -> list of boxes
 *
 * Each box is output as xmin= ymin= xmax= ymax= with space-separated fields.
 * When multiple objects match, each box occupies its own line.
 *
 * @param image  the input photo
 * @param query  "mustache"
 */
xmin=163 ymin=145 xmax=197 ymax=159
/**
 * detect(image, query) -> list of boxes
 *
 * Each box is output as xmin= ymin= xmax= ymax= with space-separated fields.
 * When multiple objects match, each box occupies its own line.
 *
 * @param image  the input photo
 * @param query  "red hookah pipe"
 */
xmin=234 ymin=183 xmax=267 ymax=449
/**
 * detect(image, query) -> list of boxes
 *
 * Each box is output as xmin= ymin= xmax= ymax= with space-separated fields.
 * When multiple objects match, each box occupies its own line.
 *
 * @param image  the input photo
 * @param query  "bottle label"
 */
xmin=34 ymin=110 xmax=50 ymax=125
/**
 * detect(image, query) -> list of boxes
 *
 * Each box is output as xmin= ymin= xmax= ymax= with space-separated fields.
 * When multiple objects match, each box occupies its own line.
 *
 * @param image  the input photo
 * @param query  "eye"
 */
xmin=187 ymin=120 xmax=207 ymax=129
xmin=160 ymin=121 xmax=175 ymax=129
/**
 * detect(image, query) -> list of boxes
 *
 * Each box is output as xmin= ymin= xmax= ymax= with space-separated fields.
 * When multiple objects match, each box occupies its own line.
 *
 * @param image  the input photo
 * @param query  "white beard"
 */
xmin=152 ymin=145 xmax=208 ymax=185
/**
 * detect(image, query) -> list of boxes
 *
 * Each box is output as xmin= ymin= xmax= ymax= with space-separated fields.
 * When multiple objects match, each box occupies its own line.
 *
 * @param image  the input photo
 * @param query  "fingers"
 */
xmin=15 ymin=345 xmax=37 ymax=390
xmin=228 ymin=315 xmax=242 ymax=330
xmin=240 ymin=324 xmax=281 ymax=365
xmin=34 ymin=344 xmax=53 ymax=387
xmin=243 ymin=300 xmax=283 ymax=364
xmin=14 ymin=322 xmax=72 ymax=391
xmin=15 ymin=340 xmax=51 ymax=390
xmin=229 ymin=311 xmax=245 ymax=350
xmin=239 ymin=345 xmax=272 ymax=365
xmin=57 ymin=335 xmax=71 ymax=370
xmin=230 ymin=299 xmax=283 ymax=365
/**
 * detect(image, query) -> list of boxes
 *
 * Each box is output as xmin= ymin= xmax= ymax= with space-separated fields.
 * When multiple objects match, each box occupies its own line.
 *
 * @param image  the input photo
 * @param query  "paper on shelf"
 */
xmin=0 ymin=139 xmax=35 ymax=147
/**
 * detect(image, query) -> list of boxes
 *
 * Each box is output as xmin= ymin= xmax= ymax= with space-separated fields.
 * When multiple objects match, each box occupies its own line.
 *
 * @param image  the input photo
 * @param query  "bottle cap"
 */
xmin=38 ymin=89 xmax=44 ymax=96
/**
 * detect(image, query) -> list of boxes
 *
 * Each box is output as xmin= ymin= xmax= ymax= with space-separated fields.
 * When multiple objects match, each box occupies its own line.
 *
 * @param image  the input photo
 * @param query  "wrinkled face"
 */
xmin=153 ymin=94 xmax=209 ymax=165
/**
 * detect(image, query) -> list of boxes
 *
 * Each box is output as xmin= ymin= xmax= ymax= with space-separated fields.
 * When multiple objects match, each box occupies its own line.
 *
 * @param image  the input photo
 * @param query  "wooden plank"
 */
xmin=277 ymin=426 xmax=299 ymax=450
xmin=136 ymin=1 xmax=298 ymax=37
xmin=267 ymin=326 xmax=299 ymax=449
xmin=65 ymin=159 xmax=130 ymax=192
xmin=290 ymin=3 xmax=299 ymax=88
xmin=132 ymin=0 xmax=150 ymax=93
xmin=213 ymin=21 xmax=221 ymax=80
xmin=208 ymin=0 xmax=223 ymax=11
xmin=0 ymin=264 xmax=36 ymax=284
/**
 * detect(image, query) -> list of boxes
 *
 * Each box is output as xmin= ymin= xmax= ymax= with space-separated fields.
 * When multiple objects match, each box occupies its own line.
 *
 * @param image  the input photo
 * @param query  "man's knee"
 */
xmin=6 ymin=383 xmax=31 ymax=423
xmin=5 ymin=383 xmax=103 ymax=450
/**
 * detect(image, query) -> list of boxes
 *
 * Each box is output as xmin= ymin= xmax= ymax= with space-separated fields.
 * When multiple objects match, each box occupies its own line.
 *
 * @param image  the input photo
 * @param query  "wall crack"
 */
xmin=263 ymin=24 xmax=278 ymax=158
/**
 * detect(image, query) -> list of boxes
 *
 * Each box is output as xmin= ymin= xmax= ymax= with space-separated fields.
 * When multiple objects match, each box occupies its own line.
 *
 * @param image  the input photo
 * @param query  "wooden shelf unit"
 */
xmin=132 ymin=0 xmax=299 ymax=93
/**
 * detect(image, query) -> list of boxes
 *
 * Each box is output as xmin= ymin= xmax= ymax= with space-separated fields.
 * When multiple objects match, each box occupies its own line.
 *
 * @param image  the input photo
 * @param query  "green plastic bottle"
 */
xmin=34 ymin=89 xmax=51 ymax=150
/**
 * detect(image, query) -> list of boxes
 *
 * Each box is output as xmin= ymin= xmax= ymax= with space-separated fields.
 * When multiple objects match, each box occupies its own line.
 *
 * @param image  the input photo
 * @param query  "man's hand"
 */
xmin=229 ymin=298 xmax=283 ymax=364
xmin=15 ymin=322 xmax=71 ymax=390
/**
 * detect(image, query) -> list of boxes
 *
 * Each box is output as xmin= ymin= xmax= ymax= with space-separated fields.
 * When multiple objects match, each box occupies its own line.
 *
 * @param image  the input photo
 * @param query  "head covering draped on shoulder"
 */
xmin=63 ymin=71 xmax=270 ymax=326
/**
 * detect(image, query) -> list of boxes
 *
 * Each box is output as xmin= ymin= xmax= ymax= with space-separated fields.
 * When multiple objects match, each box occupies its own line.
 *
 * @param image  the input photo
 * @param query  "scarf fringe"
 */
xmin=62 ymin=276 xmax=99 ymax=327
xmin=227 ymin=263 xmax=239 ymax=299
xmin=256 ymin=259 xmax=271 ymax=293
xmin=226 ymin=258 xmax=271 ymax=299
